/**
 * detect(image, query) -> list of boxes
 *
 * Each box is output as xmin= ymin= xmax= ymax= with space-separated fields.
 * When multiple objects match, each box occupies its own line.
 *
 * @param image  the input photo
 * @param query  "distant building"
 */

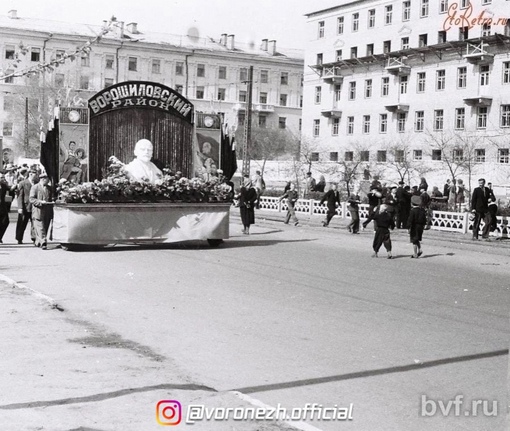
xmin=303 ymin=0 xmax=510 ymax=190
xmin=0 ymin=10 xmax=304 ymax=161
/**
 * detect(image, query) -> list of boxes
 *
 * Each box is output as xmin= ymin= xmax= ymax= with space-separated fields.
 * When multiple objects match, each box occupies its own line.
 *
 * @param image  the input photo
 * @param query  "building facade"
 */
xmin=303 ymin=0 xmax=510 ymax=192
xmin=0 ymin=10 xmax=304 ymax=163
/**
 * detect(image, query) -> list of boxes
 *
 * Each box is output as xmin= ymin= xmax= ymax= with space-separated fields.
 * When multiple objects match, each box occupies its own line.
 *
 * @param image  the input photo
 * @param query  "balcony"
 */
xmin=384 ymin=103 xmax=409 ymax=113
xmin=463 ymin=96 xmax=492 ymax=107
xmin=254 ymin=104 xmax=275 ymax=113
xmin=322 ymin=66 xmax=344 ymax=84
xmin=321 ymin=107 xmax=342 ymax=118
xmin=463 ymin=42 xmax=494 ymax=64
xmin=233 ymin=102 xmax=246 ymax=111
xmin=385 ymin=57 xmax=411 ymax=76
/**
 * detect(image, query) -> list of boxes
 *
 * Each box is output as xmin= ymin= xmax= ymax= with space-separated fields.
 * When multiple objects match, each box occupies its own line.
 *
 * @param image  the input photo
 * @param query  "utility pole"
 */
xmin=242 ymin=65 xmax=253 ymax=180
xmin=24 ymin=97 xmax=29 ymax=156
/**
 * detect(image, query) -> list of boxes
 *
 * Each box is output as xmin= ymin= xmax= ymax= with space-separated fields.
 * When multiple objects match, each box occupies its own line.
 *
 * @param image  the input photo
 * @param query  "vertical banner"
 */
xmin=59 ymin=107 xmax=89 ymax=183
xmin=194 ymin=113 xmax=222 ymax=179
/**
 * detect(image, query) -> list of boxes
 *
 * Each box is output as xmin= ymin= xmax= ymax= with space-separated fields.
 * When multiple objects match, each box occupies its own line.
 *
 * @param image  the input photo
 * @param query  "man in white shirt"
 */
xmin=124 ymin=139 xmax=163 ymax=183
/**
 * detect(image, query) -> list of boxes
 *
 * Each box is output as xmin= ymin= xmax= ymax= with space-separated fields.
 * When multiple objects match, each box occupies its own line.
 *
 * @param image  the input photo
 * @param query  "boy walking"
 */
xmin=279 ymin=182 xmax=299 ymax=226
xmin=407 ymin=195 xmax=427 ymax=258
xmin=371 ymin=204 xmax=395 ymax=259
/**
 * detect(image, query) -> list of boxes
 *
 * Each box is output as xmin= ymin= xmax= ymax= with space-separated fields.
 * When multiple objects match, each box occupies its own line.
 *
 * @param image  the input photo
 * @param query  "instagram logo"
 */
xmin=156 ymin=400 xmax=182 ymax=426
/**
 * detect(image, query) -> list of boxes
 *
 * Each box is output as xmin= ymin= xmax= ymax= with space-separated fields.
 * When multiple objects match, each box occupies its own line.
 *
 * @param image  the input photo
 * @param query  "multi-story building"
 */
xmin=0 ymin=10 xmax=303 ymax=162
xmin=303 ymin=0 xmax=510 ymax=191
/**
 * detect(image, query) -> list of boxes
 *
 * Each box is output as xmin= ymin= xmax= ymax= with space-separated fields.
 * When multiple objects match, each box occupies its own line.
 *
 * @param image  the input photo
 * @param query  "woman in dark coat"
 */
xmin=0 ymin=174 xmax=12 ymax=243
xmin=238 ymin=179 xmax=257 ymax=234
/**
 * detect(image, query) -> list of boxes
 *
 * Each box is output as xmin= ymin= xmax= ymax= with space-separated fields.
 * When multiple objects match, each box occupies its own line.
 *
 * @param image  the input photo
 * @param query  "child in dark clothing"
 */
xmin=371 ymin=204 xmax=395 ymax=259
xmin=408 ymin=195 xmax=427 ymax=258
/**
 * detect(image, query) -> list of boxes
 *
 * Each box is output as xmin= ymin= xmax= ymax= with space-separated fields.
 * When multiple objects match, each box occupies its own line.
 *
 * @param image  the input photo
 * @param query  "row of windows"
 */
xmin=318 ymin=0 xmax=500 ymax=38
xmin=314 ymin=148 xmax=510 ymax=164
xmin=313 ymin=105 xmax=510 ymax=136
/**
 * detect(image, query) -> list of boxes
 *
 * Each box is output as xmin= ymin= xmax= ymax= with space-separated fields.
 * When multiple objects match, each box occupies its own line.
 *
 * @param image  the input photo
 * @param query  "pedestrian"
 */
xmin=279 ymin=182 xmax=299 ymax=226
xmin=251 ymin=170 xmax=265 ymax=209
xmin=237 ymin=176 xmax=257 ymax=235
xmin=16 ymin=169 xmax=38 ymax=244
xmin=29 ymin=173 xmax=54 ymax=249
xmin=315 ymin=175 xmax=326 ymax=193
xmin=0 ymin=173 xmax=12 ymax=243
xmin=362 ymin=185 xmax=382 ymax=231
xmin=456 ymin=179 xmax=466 ymax=208
xmin=347 ymin=193 xmax=361 ymax=234
xmin=419 ymin=177 xmax=428 ymax=192
xmin=470 ymin=178 xmax=491 ymax=240
xmin=408 ymin=195 xmax=427 ymax=258
xmin=319 ymin=183 xmax=340 ymax=227
xmin=371 ymin=204 xmax=395 ymax=259
xmin=488 ymin=196 xmax=498 ymax=233
xmin=395 ymin=181 xmax=408 ymax=229
xmin=431 ymin=186 xmax=443 ymax=198
xmin=443 ymin=179 xmax=451 ymax=198
xmin=302 ymin=172 xmax=316 ymax=198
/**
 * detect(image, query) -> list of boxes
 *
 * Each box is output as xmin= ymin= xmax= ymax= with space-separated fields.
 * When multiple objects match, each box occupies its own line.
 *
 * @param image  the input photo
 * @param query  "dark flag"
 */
xmin=40 ymin=115 xmax=60 ymax=191
xmin=220 ymin=124 xmax=237 ymax=181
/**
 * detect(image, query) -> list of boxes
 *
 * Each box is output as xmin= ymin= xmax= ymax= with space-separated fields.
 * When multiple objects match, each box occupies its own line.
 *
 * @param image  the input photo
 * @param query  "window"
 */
xmin=3 ymin=122 xmax=13 ymax=136
xmin=259 ymin=92 xmax=268 ymax=104
xmin=360 ymin=151 xmax=370 ymax=162
xmin=279 ymin=117 xmax=287 ymax=129
xmin=318 ymin=21 xmax=325 ymax=38
xmin=316 ymin=53 xmax=323 ymax=65
xmin=311 ymin=152 xmax=320 ymax=162
xmin=363 ymin=115 xmax=371 ymax=134
xmin=365 ymin=79 xmax=372 ymax=98
xmin=332 ymin=118 xmax=339 ymax=135
xmin=459 ymin=26 xmax=469 ymax=41
xmin=300 ymin=95 xmax=303 ymax=107
xmin=334 ymin=84 xmax=342 ymax=101
xmin=457 ymin=67 xmax=467 ymax=88
xmin=438 ymin=30 xmax=447 ymax=44
xmin=413 ymin=150 xmax=423 ymax=161
xmin=259 ymin=115 xmax=267 ymax=128
xmin=440 ymin=0 xmax=449 ymax=13
xmin=347 ymin=116 xmax=354 ymax=134
xmin=314 ymin=86 xmax=322 ymax=104
xmin=417 ymin=72 xmax=426 ymax=92
xmin=281 ymin=72 xmax=289 ymax=85
xmin=239 ymin=90 xmax=247 ymax=102
xmin=3 ymin=97 xmax=13 ymax=111
xmin=313 ymin=119 xmax=320 ymax=137
xmin=350 ymin=47 xmax=358 ymax=59
xmin=152 ymin=59 xmax=161 ymax=74
xmin=81 ymin=54 xmax=90 ymax=67
xmin=455 ymin=108 xmax=465 ymax=129
xmin=5 ymin=45 xmax=15 ymax=60
xmin=434 ymin=109 xmax=444 ymax=131
xmin=196 ymin=86 xmax=204 ymax=99
xmin=330 ymin=152 xmax=338 ymax=162
xmin=395 ymin=150 xmax=405 ymax=163
xmin=420 ymin=0 xmax=429 ymax=17
xmin=104 ymin=78 xmax=114 ymax=88
xmin=501 ymin=105 xmax=510 ymax=127
xmin=260 ymin=70 xmax=269 ymax=83
xmin=336 ymin=49 xmax=343 ymax=61
xmin=279 ymin=94 xmax=288 ymax=106
xmin=415 ymin=111 xmax=425 ymax=131
xmin=31 ymin=47 xmax=41 ymax=62
xmin=381 ymin=77 xmax=390 ymax=96
xmin=385 ymin=5 xmax=393 ymax=24
xmin=383 ymin=40 xmax=391 ymax=53
xmin=475 ymin=149 xmax=486 ymax=163
xmin=352 ymin=13 xmax=359 ymax=32
xmin=397 ymin=112 xmax=407 ymax=132
xmin=499 ymin=149 xmax=510 ymax=164
xmin=401 ymin=37 xmax=409 ymax=50
xmin=217 ymin=88 xmax=226 ymax=101
xmin=436 ymin=70 xmax=446 ymax=90
xmin=380 ymin=114 xmax=388 ymax=133
xmin=348 ymin=82 xmax=356 ymax=100
xmin=403 ymin=1 xmax=411 ymax=21
xmin=175 ymin=62 xmax=184 ymax=75
xmin=55 ymin=73 xmax=65 ymax=87
xmin=366 ymin=44 xmax=374 ymax=56
xmin=4 ymin=70 xmax=14 ymax=84
xmin=400 ymin=75 xmax=408 ymax=94
xmin=432 ymin=149 xmax=442 ymax=161
xmin=105 ymin=55 xmax=115 ymax=69
xmin=368 ymin=9 xmax=376 ymax=28
xmin=299 ymin=119 xmax=302 ymax=131
xmin=482 ymin=23 xmax=491 ymax=37
xmin=238 ymin=113 xmax=245 ymax=126
xmin=377 ymin=150 xmax=387 ymax=162
xmin=337 ymin=16 xmax=344 ymax=34
xmin=128 ymin=57 xmax=138 ymax=71
xmin=477 ymin=107 xmax=488 ymax=129
xmin=239 ymin=68 xmax=248 ymax=81
xmin=480 ymin=65 xmax=490 ymax=86
xmin=453 ymin=149 xmax=464 ymax=162
xmin=218 ymin=66 xmax=227 ymax=79
xmin=419 ymin=34 xmax=428 ymax=47
xmin=197 ymin=64 xmax=205 ymax=77
xmin=79 ymin=75 xmax=89 ymax=89
xmin=345 ymin=151 xmax=354 ymax=161
xmin=55 ymin=50 xmax=65 ymax=60
xmin=503 ymin=62 xmax=510 ymax=84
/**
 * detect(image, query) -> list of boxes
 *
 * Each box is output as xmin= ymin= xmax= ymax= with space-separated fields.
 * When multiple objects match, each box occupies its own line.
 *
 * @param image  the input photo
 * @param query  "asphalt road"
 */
xmin=1 ymin=216 xmax=509 ymax=430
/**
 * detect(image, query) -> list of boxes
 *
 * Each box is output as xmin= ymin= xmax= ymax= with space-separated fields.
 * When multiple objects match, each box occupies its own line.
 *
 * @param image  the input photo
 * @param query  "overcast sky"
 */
xmin=3 ymin=0 xmax=341 ymax=50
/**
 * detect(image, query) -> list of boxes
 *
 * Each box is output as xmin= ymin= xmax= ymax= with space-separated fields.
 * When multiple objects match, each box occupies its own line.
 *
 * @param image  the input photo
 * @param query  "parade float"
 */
xmin=47 ymin=81 xmax=235 ymax=249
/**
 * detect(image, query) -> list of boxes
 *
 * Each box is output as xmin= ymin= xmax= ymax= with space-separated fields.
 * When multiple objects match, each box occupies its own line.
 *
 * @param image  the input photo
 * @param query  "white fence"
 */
xmin=258 ymin=197 xmax=509 ymax=239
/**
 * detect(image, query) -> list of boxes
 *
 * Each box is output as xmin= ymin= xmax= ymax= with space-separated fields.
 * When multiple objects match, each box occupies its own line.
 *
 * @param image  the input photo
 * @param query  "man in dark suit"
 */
xmin=29 ymin=173 xmax=54 ymax=250
xmin=470 ymin=178 xmax=491 ymax=240
xmin=16 ymin=169 xmax=38 ymax=244
xmin=319 ymin=183 xmax=341 ymax=227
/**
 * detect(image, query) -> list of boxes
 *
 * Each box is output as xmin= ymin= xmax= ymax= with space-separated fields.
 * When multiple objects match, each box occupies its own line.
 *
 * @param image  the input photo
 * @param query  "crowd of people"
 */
xmin=0 ymin=163 xmax=54 ymax=249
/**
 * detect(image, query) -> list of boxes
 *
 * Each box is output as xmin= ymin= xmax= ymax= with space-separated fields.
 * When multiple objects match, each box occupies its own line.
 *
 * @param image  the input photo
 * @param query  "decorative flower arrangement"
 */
xmin=57 ymin=157 xmax=233 ymax=204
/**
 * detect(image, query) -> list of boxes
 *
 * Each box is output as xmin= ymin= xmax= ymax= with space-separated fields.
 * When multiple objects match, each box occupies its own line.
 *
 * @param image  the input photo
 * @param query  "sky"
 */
xmin=3 ymin=0 xmax=342 ymax=50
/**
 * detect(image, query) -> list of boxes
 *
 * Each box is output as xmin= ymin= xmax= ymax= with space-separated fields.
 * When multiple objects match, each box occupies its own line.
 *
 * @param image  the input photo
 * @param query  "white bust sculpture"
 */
xmin=123 ymin=139 xmax=163 ymax=183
